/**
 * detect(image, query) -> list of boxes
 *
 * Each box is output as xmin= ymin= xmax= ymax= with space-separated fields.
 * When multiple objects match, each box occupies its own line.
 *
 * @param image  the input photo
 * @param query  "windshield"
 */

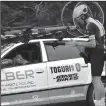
xmin=1 ymin=43 xmax=15 ymax=55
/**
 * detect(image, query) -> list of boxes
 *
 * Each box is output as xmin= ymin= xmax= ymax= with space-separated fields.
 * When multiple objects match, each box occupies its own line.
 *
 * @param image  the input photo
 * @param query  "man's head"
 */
xmin=73 ymin=4 xmax=89 ymax=30
xmin=73 ymin=4 xmax=88 ymax=19
xmin=73 ymin=4 xmax=90 ymax=28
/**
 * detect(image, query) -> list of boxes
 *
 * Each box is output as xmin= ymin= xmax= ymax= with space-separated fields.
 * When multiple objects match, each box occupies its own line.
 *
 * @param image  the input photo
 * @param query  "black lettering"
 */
xmin=72 ymin=74 xmax=75 ymax=80
xmin=64 ymin=75 xmax=68 ymax=81
xmin=54 ymin=67 xmax=58 ymax=73
xmin=68 ymin=65 xmax=72 ymax=72
xmin=69 ymin=74 xmax=72 ymax=80
xmin=71 ymin=65 xmax=74 ymax=71
xmin=59 ymin=75 xmax=64 ymax=82
xmin=60 ymin=75 xmax=64 ymax=81
xmin=57 ymin=66 xmax=61 ymax=73
xmin=65 ymin=66 xmax=69 ymax=72
xmin=56 ymin=76 xmax=60 ymax=82
xmin=56 ymin=73 xmax=79 ymax=82
xmin=51 ymin=65 xmax=77 ymax=74
xmin=59 ymin=75 xmax=63 ymax=78
xmin=5 ymin=72 xmax=15 ymax=81
xmin=61 ymin=66 xmax=65 ymax=72
xmin=67 ymin=74 xmax=71 ymax=80
xmin=67 ymin=66 xmax=70 ymax=72
xmin=74 ymin=73 xmax=79 ymax=80
xmin=25 ymin=70 xmax=34 ymax=79
xmin=62 ymin=75 xmax=66 ymax=81
xmin=50 ymin=67 xmax=54 ymax=73
xmin=59 ymin=78 xmax=62 ymax=82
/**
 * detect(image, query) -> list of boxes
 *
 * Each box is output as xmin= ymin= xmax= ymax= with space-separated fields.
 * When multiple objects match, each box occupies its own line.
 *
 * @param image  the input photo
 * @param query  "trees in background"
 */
xmin=1 ymin=1 xmax=66 ymax=27
xmin=1 ymin=1 xmax=106 ymax=27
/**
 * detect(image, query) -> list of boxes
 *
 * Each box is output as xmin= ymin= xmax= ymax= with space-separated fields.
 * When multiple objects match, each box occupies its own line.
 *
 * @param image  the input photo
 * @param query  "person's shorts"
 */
xmin=90 ymin=48 xmax=105 ymax=76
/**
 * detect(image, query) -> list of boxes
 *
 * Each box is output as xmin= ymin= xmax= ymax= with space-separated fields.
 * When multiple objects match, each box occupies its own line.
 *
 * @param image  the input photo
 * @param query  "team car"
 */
xmin=1 ymin=38 xmax=106 ymax=106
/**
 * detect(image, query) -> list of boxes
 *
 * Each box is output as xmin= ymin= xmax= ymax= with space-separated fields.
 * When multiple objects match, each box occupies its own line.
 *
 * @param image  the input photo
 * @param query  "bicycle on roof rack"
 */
xmin=1 ymin=1 xmax=104 ymax=44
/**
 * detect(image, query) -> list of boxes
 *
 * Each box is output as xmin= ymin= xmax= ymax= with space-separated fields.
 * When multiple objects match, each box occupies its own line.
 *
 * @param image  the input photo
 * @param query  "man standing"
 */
xmin=72 ymin=4 xmax=106 ymax=106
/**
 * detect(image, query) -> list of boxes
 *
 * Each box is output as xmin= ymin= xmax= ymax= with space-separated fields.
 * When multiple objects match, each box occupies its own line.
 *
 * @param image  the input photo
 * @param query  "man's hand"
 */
xmin=65 ymin=39 xmax=77 ymax=46
xmin=88 ymin=35 xmax=96 ymax=48
xmin=68 ymin=26 xmax=76 ymax=31
xmin=65 ymin=35 xmax=96 ymax=48
xmin=89 ymin=35 xmax=96 ymax=40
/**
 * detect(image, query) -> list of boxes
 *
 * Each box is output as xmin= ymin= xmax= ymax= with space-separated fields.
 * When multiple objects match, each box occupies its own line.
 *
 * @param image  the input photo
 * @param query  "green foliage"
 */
xmin=1 ymin=1 xmax=66 ymax=27
xmin=1 ymin=1 xmax=106 ymax=27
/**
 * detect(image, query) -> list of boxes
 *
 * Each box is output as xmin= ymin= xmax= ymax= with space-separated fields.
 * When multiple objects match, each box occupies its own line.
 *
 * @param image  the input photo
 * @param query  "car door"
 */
xmin=1 ymin=42 xmax=49 ymax=106
xmin=44 ymin=40 xmax=91 ymax=104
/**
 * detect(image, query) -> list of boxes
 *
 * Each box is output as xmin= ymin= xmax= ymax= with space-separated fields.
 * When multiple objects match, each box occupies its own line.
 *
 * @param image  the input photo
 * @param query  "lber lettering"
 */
xmin=1 ymin=70 xmax=34 ymax=81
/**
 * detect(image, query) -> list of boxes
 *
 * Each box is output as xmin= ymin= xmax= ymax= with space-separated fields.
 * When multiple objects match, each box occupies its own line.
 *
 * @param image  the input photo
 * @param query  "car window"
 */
xmin=1 ymin=43 xmax=15 ymax=55
xmin=1 ymin=42 xmax=42 ymax=69
xmin=44 ymin=41 xmax=81 ymax=61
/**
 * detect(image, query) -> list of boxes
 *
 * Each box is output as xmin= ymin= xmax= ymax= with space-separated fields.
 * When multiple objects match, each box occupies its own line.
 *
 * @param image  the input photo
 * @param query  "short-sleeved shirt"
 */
xmin=85 ymin=18 xmax=105 ymax=75
xmin=86 ymin=17 xmax=105 ymax=50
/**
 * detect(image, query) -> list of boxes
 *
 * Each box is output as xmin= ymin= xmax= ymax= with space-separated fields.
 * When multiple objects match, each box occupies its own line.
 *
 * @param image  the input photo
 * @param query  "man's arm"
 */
xmin=74 ymin=22 xmax=99 ymax=48
xmin=75 ymin=35 xmax=96 ymax=48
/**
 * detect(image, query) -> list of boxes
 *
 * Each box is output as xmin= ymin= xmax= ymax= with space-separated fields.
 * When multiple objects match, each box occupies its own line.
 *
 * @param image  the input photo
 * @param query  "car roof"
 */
xmin=1 ymin=37 xmax=89 ymax=49
xmin=1 ymin=37 xmax=89 ymax=58
xmin=28 ymin=38 xmax=89 ymax=43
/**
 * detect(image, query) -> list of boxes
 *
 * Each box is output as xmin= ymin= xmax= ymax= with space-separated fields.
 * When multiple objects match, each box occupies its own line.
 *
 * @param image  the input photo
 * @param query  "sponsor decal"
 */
xmin=1 ymin=70 xmax=38 ymax=92
xmin=50 ymin=65 xmax=75 ymax=73
xmin=50 ymin=63 xmax=81 ymax=82
xmin=53 ymin=73 xmax=79 ymax=82
xmin=50 ymin=63 xmax=81 ymax=74
xmin=75 ymin=63 xmax=81 ymax=72
xmin=1 ymin=81 xmax=36 ymax=91
xmin=1 ymin=70 xmax=34 ymax=81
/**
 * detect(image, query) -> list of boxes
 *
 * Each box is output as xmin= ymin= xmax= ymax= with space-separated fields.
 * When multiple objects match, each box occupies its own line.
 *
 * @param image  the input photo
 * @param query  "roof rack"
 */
xmin=1 ymin=25 xmax=77 ymax=45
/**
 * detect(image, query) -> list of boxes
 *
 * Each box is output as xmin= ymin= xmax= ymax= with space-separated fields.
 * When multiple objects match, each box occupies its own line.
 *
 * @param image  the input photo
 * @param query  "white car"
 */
xmin=1 ymin=38 xmax=106 ymax=106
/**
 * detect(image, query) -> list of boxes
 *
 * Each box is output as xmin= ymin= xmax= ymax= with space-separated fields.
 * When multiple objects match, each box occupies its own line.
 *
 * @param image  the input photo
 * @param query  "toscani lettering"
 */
xmin=50 ymin=65 xmax=75 ymax=73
